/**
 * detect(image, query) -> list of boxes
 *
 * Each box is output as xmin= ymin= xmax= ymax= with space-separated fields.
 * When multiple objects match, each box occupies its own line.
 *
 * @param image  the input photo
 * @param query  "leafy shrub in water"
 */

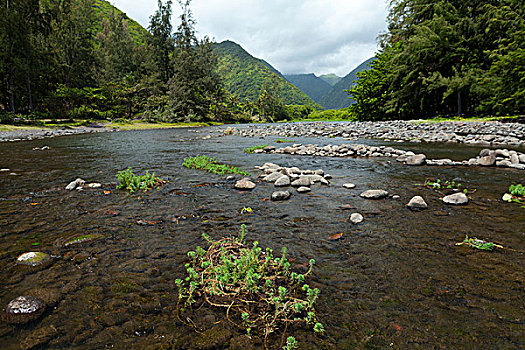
xmin=424 ymin=178 xmax=469 ymax=194
xmin=509 ymin=184 xmax=525 ymax=197
xmin=244 ymin=145 xmax=268 ymax=153
xmin=175 ymin=225 xmax=324 ymax=347
xmin=116 ymin=167 xmax=165 ymax=193
xmin=182 ymin=155 xmax=251 ymax=176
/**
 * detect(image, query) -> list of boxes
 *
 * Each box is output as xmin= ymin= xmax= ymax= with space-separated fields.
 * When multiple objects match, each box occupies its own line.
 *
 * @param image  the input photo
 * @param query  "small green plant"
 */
xmin=283 ymin=336 xmax=298 ymax=350
xmin=182 ymin=155 xmax=251 ymax=176
xmin=116 ymin=167 xmax=166 ymax=194
xmin=509 ymin=184 xmax=525 ymax=197
xmin=244 ymin=145 xmax=268 ymax=153
xmin=456 ymin=235 xmax=503 ymax=251
xmin=424 ymin=178 xmax=468 ymax=194
xmin=176 ymin=225 xmax=323 ymax=346
xmin=275 ymin=139 xmax=294 ymax=143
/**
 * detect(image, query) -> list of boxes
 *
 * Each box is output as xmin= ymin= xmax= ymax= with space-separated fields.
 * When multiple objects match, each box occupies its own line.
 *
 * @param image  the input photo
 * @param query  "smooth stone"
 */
xmin=234 ymin=179 xmax=256 ymax=190
xmin=296 ymin=186 xmax=311 ymax=193
xmin=226 ymin=176 xmax=235 ymax=181
xmin=343 ymin=183 xmax=356 ymax=189
xmin=291 ymin=177 xmax=311 ymax=187
xmin=65 ymin=178 xmax=85 ymax=191
xmin=0 ymin=168 xmax=10 ymax=172
xmin=392 ymin=195 xmax=400 ymax=200
xmin=274 ymin=175 xmax=291 ymax=187
xmin=443 ymin=192 xmax=469 ymax=205
xmin=263 ymin=172 xmax=283 ymax=183
xmin=350 ymin=213 xmax=364 ymax=224
xmin=360 ymin=190 xmax=389 ymax=199
xmin=405 ymin=154 xmax=427 ymax=166
xmin=16 ymin=252 xmax=51 ymax=267
xmin=271 ymin=191 xmax=291 ymax=201
xmin=86 ymin=183 xmax=102 ymax=188
xmin=2 ymin=296 xmax=46 ymax=324
xmin=407 ymin=196 xmax=428 ymax=210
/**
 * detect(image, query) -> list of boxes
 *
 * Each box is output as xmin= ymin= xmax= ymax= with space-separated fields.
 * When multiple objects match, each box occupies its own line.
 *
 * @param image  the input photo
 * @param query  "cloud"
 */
xmin=112 ymin=0 xmax=388 ymax=76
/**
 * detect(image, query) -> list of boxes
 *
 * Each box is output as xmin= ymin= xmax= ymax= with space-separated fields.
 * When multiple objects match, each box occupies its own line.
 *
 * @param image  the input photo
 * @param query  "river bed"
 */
xmin=0 ymin=126 xmax=523 ymax=349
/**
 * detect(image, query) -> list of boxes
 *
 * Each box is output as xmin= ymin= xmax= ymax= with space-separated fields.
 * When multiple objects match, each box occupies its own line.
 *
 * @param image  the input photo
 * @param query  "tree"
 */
xmin=257 ymin=77 xmax=286 ymax=121
xmin=167 ymin=0 xmax=222 ymax=121
xmin=148 ymin=0 xmax=174 ymax=84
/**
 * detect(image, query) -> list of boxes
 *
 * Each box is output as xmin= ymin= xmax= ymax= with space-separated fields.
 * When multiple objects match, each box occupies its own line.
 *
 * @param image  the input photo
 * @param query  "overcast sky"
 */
xmin=112 ymin=0 xmax=388 ymax=77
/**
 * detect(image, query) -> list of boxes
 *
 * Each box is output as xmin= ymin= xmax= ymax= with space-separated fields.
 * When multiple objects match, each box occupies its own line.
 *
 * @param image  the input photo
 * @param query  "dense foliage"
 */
xmin=349 ymin=0 xmax=525 ymax=120
xmin=0 ymin=0 xmax=317 ymax=124
xmin=182 ymin=155 xmax=251 ymax=176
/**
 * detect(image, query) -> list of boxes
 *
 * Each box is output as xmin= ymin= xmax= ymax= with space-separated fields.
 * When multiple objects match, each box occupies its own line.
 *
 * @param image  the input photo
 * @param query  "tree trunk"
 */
xmin=457 ymin=90 xmax=462 ymax=116
xmin=27 ymin=72 xmax=33 ymax=112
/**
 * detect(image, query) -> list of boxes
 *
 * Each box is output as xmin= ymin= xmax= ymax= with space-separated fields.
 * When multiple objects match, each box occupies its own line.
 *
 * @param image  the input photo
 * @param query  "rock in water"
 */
xmin=343 ymin=183 xmax=356 ymax=189
xmin=407 ymin=196 xmax=428 ymax=210
xmin=443 ymin=192 xmax=468 ymax=205
xmin=65 ymin=178 xmax=85 ymax=191
xmin=296 ymin=186 xmax=311 ymax=193
xmin=478 ymin=154 xmax=496 ymax=166
xmin=291 ymin=177 xmax=311 ymax=187
xmin=405 ymin=154 xmax=426 ymax=166
xmin=263 ymin=172 xmax=283 ymax=183
xmin=350 ymin=213 xmax=364 ymax=224
xmin=271 ymin=191 xmax=291 ymax=201
xmin=274 ymin=175 xmax=291 ymax=187
xmin=16 ymin=252 xmax=51 ymax=267
xmin=360 ymin=190 xmax=389 ymax=199
xmin=2 ymin=296 xmax=46 ymax=324
xmin=234 ymin=179 xmax=256 ymax=190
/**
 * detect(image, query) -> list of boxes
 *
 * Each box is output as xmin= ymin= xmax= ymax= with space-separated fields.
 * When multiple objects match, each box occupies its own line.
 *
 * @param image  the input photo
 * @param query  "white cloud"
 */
xmin=111 ymin=0 xmax=388 ymax=76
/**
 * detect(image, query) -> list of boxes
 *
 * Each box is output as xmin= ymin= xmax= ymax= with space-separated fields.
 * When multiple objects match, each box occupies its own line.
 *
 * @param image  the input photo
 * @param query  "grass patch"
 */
xmin=456 ymin=235 xmax=503 ymax=251
xmin=244 ymin=145 xmax=268 ymax=153
xmin=182 ymin=155 xmax=251 ymax=176
xmin=413 ymin=115 xmax=523 ymax=124
xmin=175 ymin=225 xmax=324 ymax=346
xmin=116 ymin=167 xmax=167 ymax=194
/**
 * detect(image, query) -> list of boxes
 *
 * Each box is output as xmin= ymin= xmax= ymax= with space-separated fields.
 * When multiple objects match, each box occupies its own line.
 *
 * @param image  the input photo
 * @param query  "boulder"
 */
xmin=478 ymin=154 xmax=496 ymax=166
xmin=263 ymin=172 xmax=284 ymax=183
xmin=274 ymin=175 xmax=290 ymax=187
xmin=360 ymin=190 xmax=389 ymax=199
xmin=407 ymin=196 xmax=428 ymax=210
xmin=271 ymin=191 xmax=291 ymax=201
xmin=291 ymin=177 xmax=311 ymax=187
xmin=443 ymin=192 xmax=468 ymax=205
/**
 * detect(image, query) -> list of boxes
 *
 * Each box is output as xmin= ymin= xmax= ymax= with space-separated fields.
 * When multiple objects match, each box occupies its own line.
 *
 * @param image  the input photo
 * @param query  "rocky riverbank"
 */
xmin=226 ymin=120 xmax=525 ymax=148
xmin=0 ymin=125 xmax=114 ymax=142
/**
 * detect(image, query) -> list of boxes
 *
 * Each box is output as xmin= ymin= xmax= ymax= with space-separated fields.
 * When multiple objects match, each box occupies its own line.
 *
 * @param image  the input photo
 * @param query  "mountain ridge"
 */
xmin=284 ymin=74 xmax=332 ymax=105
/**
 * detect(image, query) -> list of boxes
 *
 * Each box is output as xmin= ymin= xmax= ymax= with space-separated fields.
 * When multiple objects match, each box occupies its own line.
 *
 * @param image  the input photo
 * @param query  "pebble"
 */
xmin=2 ymin=296 xmax=46 ymax=324
xmin=296 ymin=186 xmax=311 ymax=193
xmin=234 ymin=178 xmax=256 ymax=190
xmin=343 ymin=183 xmax=356 ymax=189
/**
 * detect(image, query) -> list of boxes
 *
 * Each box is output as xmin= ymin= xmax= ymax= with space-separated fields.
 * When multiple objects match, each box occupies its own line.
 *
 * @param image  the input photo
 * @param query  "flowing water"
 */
xmin=0 ymin=127 xmax=523 ymax=349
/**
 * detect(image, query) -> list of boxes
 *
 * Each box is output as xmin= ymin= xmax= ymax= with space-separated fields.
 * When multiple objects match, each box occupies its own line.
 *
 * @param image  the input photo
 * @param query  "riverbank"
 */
xmin=229 ymin=119 xmax=525 ymax=148
xmin=0 ymin=121 xmax=221 ymax=142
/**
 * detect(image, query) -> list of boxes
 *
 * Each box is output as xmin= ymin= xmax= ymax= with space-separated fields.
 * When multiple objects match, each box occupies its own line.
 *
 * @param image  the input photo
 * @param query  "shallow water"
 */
xmin=0 ymin=127 xmax=524 ymax=349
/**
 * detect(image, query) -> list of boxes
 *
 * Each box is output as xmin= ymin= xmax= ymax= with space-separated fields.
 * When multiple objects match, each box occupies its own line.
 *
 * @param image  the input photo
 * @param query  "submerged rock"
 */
xmin=64 ymin=234 xmax=103 ymax=247
xmin=16 ymin=252 xmax=51 ymax=267
xmin=234 ymin=179 xmax=256 ymax=190
xmin=443 ymin=192 xmax=469 ymax=205
xmin=407 ymin=196 xmax=428 ymax=210
xmin=360 ymin=190 xmax=389 ymax=199
xmin=271 ymin=191 xmax=291 ymax=201
xmin=2 ymin=296 xmax=46 ymax=324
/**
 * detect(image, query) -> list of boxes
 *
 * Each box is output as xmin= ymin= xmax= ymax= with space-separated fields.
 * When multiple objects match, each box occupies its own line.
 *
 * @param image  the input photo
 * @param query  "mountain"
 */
xmin=284 ymin=74 xmax=332 ymax=105
xmin=319 ymin=74 xmax=342 ymax=86
xmin=214 ymin=40 xmax=318 ymax=107
xmin=93 ymin=0 xmax=149 ymax=43
xmin=319 ymin=58 xmax=376 ymax=109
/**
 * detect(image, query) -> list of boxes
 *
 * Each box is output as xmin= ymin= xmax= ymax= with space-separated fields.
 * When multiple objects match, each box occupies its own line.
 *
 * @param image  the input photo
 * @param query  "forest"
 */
xmin=0 ymin=0 xmax=523 ymax=124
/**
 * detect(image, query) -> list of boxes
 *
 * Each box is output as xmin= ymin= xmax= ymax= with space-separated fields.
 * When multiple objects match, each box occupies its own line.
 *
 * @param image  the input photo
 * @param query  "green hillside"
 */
xmin=319 ymin=58 xmax=375 ymax=109
xmin=93 ymin=0 xmax=149 ymax=43
xmin=319 ymin=74 xmax=342 ymax=86
xmin=214 ymin=40 xmax=319 ymax=107
xmin=284 ymin=74 xmax=332 ymax=105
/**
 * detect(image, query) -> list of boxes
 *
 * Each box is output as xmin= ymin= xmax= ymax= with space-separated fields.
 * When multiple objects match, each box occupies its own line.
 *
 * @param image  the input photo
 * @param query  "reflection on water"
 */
xmin=0 ymin=128 xmax=523 ymax=349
